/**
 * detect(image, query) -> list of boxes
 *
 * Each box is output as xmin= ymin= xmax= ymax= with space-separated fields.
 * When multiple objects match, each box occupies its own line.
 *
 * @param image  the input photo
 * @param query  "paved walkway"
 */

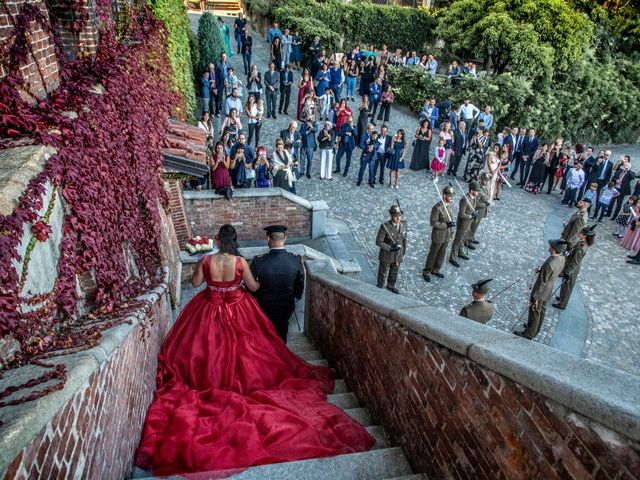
xmin=189 ymin=14 xmax=640 ymax=377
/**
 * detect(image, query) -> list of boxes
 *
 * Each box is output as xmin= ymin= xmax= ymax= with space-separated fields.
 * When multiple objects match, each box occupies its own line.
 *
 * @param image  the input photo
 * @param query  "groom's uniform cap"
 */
xmin=264 ymin=225 xmax=288 ymax=234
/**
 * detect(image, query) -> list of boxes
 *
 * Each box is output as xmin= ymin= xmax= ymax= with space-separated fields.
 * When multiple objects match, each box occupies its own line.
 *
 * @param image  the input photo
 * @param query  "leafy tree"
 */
xmin=197 ymin=12 xmax=225 ymax=75
xmin=436 ymin=0 xmax=594 ymax=80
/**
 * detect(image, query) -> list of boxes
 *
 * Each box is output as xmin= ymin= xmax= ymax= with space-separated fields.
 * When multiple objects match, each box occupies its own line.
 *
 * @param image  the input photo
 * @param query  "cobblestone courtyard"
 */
xmin=194 ymin=14 xmax=640 ymax=377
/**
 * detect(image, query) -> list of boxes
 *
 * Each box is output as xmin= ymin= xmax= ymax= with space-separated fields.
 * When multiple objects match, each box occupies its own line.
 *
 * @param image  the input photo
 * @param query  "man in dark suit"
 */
xmin=278 ymin=64 xmax=294 ymax=115
xmin=504 ymin=127 xmax=516 ymax=161
xmin=595 ymin=150 xmax=613 ymax=192
xmin=280 ymin=121 xmax=301 ymax=161
xmin=610 ymin=162 xmax=635 ymax=219
xmin=580 ymin=147 xmax=596 ymax=197
xmin=299 ymin=120 xmax=317 ymax=179
xmin=214 ymin=53 xmax=229 ymax=116
xmin=372 ymin=125 xmax=392 ymax=185
xmin=510 ymin=127 xmax=526 ymax=182
xmin=448 ymin=121 xmax=467 ymax=177
xmin=519 ymin=128 xmax=539 ymax=186
xmin=263 ymin=62 xmax=280 ymax=119
xmin=250 ymin=225 xmax=304 ymax=343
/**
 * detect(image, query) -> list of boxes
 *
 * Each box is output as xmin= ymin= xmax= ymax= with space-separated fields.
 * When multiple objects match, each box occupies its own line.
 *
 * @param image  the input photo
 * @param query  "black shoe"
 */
xmin=628 ymin=255 xmax=637 ymax=259
xmin=273 ymin=115 xmax=277 ymax=119
xmin=516 ymin=182 xmax=523 ymax=186
xmin=432 ymin=272 xmax=444 ymax=278
xmin=513 ymin=330 xmax=531 ymax=339
xmin=379 ymin=180 xmax=384 ymax=185
xmin=552 ymin=302 xmax=565 ymax=310
xmin=422 ymin=274 xmax=431 ymax=283
xmin=333 ymin=169 xmax=340 ymax=174
xmin=471 ymin=240 xmax=480 ymax=245
xmin=369 ymin=182 xmax=374 ymax=188
xmin=495 ymin=197 xmax=501 ymax=201
xmin=386 ymin=286 xmax=399 ymax=294
xmin=466 ymin=245 xmax=476 ymax=250
xmin=284 ymin=111 xmax=289 ymax=115
xmin=278 ymin=110 xmax=282 ymax=114
xmin=555 ymin=296 xmax=560 ymax=301
xmin=459 ymin=254 xmax=470 ymax=260
xmin=628 ymin=260 xmax=640 ymax=265
xmin=306 ymin=173 xmax=311 ymax=179
xmin=356 ymin=181 xmax=361 ymax=186
xmin=343 ymin=173 xmax=348 ymax=177
xmin=449 ymin=259 xmax=460 ymax=268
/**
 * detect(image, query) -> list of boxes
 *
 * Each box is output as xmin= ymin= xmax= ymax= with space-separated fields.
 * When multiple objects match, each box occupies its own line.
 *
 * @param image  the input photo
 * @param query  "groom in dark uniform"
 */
xmin=250 ymin=225 xmax=304 ymax=343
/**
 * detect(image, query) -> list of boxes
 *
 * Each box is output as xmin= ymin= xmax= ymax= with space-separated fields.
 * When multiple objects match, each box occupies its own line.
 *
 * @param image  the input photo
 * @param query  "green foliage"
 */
xmin=148 ymin=0 xmax=196 ymax=120
xmin=189 ymin=29 xmax=200 ymax=84
xmin=197 ymin=12 xmax=226 ymax=74
xmin=387 ymin=63 xmax=640 ymax=144
xmin=273 ymin=0 xmax=437 ymax=52
xmin=436 ymin=0 xmax=593 ymax=82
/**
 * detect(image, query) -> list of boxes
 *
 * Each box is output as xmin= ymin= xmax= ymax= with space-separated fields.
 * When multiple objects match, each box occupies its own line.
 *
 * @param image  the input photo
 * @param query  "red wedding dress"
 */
xmin=135 ymin=256 xmax=374 ymax=476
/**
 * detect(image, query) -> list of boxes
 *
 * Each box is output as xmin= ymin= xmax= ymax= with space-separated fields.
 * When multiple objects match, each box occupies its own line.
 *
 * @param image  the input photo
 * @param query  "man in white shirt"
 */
xmin=459 ymin=99 xmax=479 ymax=130
xmin=224 ymin=88 xmax=243 ymax=117
xmin=562 ymin=162 xmax=586 ymax=207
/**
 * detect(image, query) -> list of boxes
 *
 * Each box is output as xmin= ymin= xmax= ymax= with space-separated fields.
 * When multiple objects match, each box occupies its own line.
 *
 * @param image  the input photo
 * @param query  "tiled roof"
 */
xmin=163 ymin=119 xmax=208 ymax=164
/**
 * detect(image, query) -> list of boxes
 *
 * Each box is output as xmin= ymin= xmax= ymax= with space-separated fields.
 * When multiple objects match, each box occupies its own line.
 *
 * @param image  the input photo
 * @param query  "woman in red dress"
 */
xmin=135 ymin=225 xmax=374 ymax=476
xmin=334 ymin=98 xmax=352 ymax=132
xmin=297 ymin=68 xmax=313 ymax=120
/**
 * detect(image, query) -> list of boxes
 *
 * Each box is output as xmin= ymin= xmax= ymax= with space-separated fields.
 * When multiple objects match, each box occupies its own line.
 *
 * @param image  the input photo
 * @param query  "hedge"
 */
xmin=148 ymin=0 xmax=196 ymax=120
xmin=272 ymin=0 xmax=437 ymax=53
xmin=387 ymin=61 xmax=640 ymax=145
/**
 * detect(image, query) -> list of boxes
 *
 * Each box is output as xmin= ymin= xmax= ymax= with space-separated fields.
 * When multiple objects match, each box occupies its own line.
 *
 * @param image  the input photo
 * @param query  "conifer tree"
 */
xmin=198 ymin=13 xmax=225 ymax=75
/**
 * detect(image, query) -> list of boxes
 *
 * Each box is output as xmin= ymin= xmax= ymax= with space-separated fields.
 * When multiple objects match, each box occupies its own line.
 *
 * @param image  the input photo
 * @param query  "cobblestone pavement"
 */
xmin=190 ymin=14 xmax=640 ymax=377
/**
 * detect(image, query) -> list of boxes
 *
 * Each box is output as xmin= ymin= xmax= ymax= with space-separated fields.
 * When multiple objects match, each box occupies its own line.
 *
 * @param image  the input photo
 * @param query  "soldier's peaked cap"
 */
xmin=389 ymin=205 xmax=402 ymax=215
xmin=469 ymin=180 xmax=482 ymax=191
xmin=443 ymin=185 xmax=455 ymax=195
xmin=471 ymin=279 xmax=492 ymax=294
xmin=581 ymin=224 xmax=597 ymax=236
xmin=548 ymin=238 xmax=570 ymax=253
xmin=264 ymin=225 xmax=288 ymax=234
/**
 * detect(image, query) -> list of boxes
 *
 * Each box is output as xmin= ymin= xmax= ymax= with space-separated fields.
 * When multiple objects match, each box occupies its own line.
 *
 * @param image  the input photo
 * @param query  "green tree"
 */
xmin=197 ymin=12 xmax=226 ymax=75
xmin=148 ymin=0 xmax=196 ymax=120
xmin=436 ymin=0 xmax=594 ymax=80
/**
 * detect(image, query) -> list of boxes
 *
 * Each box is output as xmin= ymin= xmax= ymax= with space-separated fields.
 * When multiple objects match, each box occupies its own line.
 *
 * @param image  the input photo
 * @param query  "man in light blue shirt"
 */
xmin=477 ymin=105 xmax=493 ymax=131
xmin=267 ymin=22 xmax=282 ymax=44
xmin=427 ymin=54 xmax=438 ymax=77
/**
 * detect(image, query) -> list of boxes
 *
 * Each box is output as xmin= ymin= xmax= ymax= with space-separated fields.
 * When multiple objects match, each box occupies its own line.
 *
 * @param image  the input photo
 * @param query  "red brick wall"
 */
xmin=166 ymin=181 xmax=191 ymax=248
xmin=184 ymin=193 xmax=312 ymax=241
xmin=1 ymin=293 xmax=170 ymax=480
xmin=307 ymin=279 xmax=640 ymax=480
xmin=0 ymin=0 xmax=60 ymax=98
xmin=46 ymin=0 xmax=100 ymax=59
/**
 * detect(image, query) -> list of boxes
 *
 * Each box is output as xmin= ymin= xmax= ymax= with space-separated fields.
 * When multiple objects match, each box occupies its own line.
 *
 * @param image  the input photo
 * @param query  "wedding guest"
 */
xmin=447 ymin=60 xmax=461 ymax=85
xmin=431 ymin=138 xmax=447 ymax=182
xmin=264 ymin=62 xmax=280 ymax=119
xmin=315 ymin=63 xmax=331 ymax=97
xmin=329 ymin=61 xmax=344 ymax=102
xmin=308 ymin=35 xmax=322 ymax=66
xmin=200 ymin=71 xmax=211 ymax=114
xmin=210 ymin=141 xmax=232 ymax=191
xmin=477 ymin=105 xmax=493 ymax=131
xmin=267 ymin=21 xmax=282 ymax=45
xmin=368 ymin=77 xmax=383 ymax=124
xmin=386 ymin=129 xmax=406 ymax=190
xmin=241 ymin=30 xmax=253 ymax=75
xmin=197 ymin=111 xmax=214 ymax=140
xmin=426 ymin=54 xmax=438 ymax=77
xmin=319 ymin=88 xmax=335 ymax=122
xmin=563 ymin=162 xmax=586 ymax=207
xmin=610 ymin=162 xmax=635 ymax=220
xmin=278 ymin=64 xmax=294 ymax=115
xmin=582 ymin=182 xmax=598 ymax=215
xmin=255 ymin=147 xmax=271 ymax=188
xmin=244 ymin=95 xmax=261 ymax=148
xmin=524 ymin=144 xmax=549 ymax=194
xmin=297 ymin=68 xmax=313 ymax=120
xmin=271 ymin=36 xmax=283 ymax=71
xmin=591 ymin=181 xmax=620 ymax=222
xmin=614 ymin=196 xmax=637 ymax=238
xmin=224 ymin=87 xmax=243 ymax=117
xmin=345 ymin=60 xmax=359 ymax=102
xmin=377 ymin=84 xmax=394 ymax=124
xmin=409 ymin=118 xmax=432 ymax=171
xmin=439 ymin=121 xmax=454 ymax=166
xmin=318 ymin=121 xmax=336 ymax=180
xmin=225 ymin=67 xmax=242 ymax=97
xmin=356 ymin=94 xmax=369 ymax=144
xmin=220 ymin=107 xmax=242 ymax=144
xmin=246 ymin=64 xmax=262 ymax=101
xmin=334 ymin=115 xmax=356 ymax=176
xmin=290 ymin=30 xmax=302 ymax=70
xmin=621 ymin=203 xmax=640 ymax=251
xmin=271 ymin=138 xmax=295 ymax=192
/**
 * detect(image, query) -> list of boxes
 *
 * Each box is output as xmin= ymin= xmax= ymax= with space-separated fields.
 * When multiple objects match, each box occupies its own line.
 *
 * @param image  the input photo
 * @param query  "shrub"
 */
xmin=148 ymin=0 xmax=196 ymax=120
xmin=197 ymin=12 xmax=226 ymax=74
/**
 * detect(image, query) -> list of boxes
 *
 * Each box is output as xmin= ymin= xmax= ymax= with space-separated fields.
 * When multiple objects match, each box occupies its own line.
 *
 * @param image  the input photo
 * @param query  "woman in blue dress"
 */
xmin=315 ymin=64 xmax=331 ymax=97
xmin=218 ymin=17 xmax=234 ymax=58
xmin=290 ymin=30 xmax=302 ymax=70
xmin=386 ymin=129 xmax=406 ymax=190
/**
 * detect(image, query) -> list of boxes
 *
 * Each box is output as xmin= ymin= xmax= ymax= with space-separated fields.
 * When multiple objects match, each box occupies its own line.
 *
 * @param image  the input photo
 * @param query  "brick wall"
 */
xmin=46 ymin=0 xmax=100 ymax=59
xmin=183 ymin=191 xmax=313 ymax=241
xmin=166 ymin=181 xmax=191 ymax=248
xmin=306 ymin=270 xmax=640 ymax=480
xmin=0 ymin=0 xmax=60 ymax=98
xmin=0 ymin=290 xmax=171 ymax=480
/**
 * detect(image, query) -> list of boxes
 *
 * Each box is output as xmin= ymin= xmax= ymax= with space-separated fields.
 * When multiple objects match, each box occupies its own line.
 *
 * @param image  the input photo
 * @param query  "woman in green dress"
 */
xmin=217 ymin=17 xmax=233 ymax=57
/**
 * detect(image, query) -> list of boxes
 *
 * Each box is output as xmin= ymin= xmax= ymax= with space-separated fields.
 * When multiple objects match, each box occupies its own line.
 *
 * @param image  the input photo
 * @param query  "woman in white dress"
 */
xmin=485 ymin=143 xmax=501 ymax=201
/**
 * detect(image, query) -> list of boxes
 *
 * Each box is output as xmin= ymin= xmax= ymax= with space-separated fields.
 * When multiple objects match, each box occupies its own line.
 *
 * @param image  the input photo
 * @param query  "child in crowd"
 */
xmin=553 ymin=150 xmax=569 ymax=191
xmin=319 ymin=88 xmax=335 ymax=121
xmin=582 ymin=182 xmax=598 ymax=215
xmin=255 ymin=147 xmax=271 ymax=188
xmin=591 ymin=181 xmax=619 ymax=222
xmin=431 ymin=138 xmax=447 ymax=182
xmin=614 ymin=196 xmax=638 ymax=238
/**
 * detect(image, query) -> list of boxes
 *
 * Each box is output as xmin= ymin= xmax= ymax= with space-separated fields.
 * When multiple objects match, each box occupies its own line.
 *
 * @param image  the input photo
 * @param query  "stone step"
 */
xmin=308 ymin=359 xmax=329 ymax=367
xmin=201 ymin=447 xmax=413 ymax=480
xmin=287 ymin=331 xmax=307 ymax=341
xmin=343 ymin=407 xmax=373 ymax=426
xmin=327 ymin=392 xmax=359 ymax=409
xmin=366 ymin=425 xmax=390 ymax=450
xmin=297 ymin=349 xmax=322 ymax=360
xmin=288 ymin=337 xmax=313 ymax=348
xmin=333 ymin=378 xmax=348 ymax=394
xmin=289 ymin=342 xmax=317 ymax=354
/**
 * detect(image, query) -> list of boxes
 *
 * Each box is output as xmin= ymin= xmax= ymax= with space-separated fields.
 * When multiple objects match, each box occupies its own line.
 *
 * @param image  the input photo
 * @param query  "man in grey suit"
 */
xmin=264 ymin=62 xmax=280 ymax=119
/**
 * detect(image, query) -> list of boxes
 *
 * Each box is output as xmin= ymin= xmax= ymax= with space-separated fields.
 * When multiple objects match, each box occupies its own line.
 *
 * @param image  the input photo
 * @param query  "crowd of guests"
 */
xmin=192 ymin=15 xmax=640 ymax=263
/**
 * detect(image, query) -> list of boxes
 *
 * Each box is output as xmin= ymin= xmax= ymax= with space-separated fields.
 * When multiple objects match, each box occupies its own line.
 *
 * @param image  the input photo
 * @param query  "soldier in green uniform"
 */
xmin=459 ymin=279 xmax=494 ymax=324
xmin=561 ymin=199 xmax=590 ymax=245
xmin=515 ymin=239 xmax=568 ymax=340
xmin=466 ymin=173 xmax=491 ymax=248
xmin=422 ymin=185 xmax=455 ymax=282
xmin=375 ymin=205 xmax=407 ymax=294
xmin=552 ymin=225 xmax=596 ymax=310
xmin=449 ymin=180 xmax=480 ymax=268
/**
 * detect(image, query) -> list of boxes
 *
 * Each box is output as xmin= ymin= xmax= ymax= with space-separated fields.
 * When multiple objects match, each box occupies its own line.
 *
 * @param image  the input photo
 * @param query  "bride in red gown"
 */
xmin=135 ymin=225 xmax=374 ymax=476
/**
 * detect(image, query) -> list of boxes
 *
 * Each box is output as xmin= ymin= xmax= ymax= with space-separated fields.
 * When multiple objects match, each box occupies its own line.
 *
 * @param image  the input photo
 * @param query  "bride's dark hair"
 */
xmin=217 ymin=224 xmax=241 ymax=256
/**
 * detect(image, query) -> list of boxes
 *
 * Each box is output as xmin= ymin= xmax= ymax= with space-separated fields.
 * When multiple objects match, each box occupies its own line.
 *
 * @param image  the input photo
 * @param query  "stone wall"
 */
xmin=0 ymin=283 xmax=171 ymax=480
xmin=306 ymin=265 xmax=640 ymax=480
xmin=0 ymin=0 xmax=60 ymax=98
xmin=183 ymin=189 xmax=328 ymax=242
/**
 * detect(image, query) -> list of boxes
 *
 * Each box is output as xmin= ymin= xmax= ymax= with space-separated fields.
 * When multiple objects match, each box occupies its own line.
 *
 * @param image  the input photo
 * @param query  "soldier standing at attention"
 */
xmin=553 ymin=225 xmax=596 ymax=310
xmin=375 ymin=205 xmax=407 ymax=294
xmin=423 ymin=185 xmax=455 ymax=282
xmin=561 ymin=198 xmax=590 ymax=245
xmin=515 ymin=239 xmax=568 ymax=340
xmin=449 ymin=180 xmax=481 ymax=268
xmin=466 ymin=173 xmax=491 ymax=248
xmin=250 ymin=225 xmax=305 ymax=343
xmin=460 ymin=279 xmax=494 ymax=324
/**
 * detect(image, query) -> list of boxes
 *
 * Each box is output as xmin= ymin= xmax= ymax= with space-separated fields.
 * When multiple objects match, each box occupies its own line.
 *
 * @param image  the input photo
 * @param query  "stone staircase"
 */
xmin=186 ymin=0 xmax=243 ymax=16
xmin=131 ymin=330 xmax=423 ymax=480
